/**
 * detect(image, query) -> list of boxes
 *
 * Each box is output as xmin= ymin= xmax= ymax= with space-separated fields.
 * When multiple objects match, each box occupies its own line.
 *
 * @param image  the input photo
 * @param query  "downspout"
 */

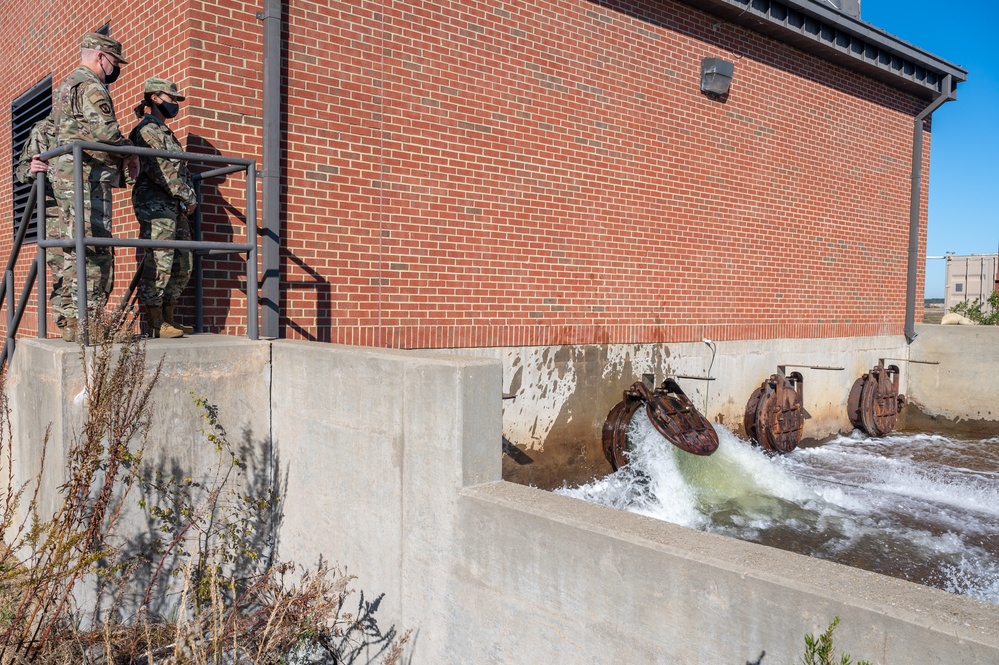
xmin=255 ymin=0 xmax=282 ymax=571
xmin=258 ymin=0 xmax=282 ymax=338
xmin=905 ymin=73 xmax=954 ymax=342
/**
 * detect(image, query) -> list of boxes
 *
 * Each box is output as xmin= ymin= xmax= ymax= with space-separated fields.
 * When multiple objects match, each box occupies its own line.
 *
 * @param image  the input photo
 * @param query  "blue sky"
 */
xmin=860 ymin=0 xmax=999 ymax=298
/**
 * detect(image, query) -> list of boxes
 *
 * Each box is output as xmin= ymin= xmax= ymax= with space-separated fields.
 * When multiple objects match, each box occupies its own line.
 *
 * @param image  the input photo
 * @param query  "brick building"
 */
xmin=2 ymin=0 xmax=967 ymax=483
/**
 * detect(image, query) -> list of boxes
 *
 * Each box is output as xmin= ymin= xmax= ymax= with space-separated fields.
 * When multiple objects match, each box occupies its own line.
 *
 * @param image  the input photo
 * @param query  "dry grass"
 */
xmin=1 ymin=308 xmax=408 ymax=664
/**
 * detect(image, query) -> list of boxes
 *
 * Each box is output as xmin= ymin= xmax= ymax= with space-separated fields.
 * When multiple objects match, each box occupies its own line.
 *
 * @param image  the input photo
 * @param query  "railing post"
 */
xmin=36 ymin=174 xmax=47 ymax=338
xmin=193 ymin=179 xmax=203 ymax=334
xmin=72 ymin=143 xmax=89 ymax=345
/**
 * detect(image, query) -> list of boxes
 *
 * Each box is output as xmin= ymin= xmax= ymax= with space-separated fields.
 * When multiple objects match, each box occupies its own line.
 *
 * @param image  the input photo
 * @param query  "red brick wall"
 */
xmin=0 ymin=0 xmax=258 ymax=338
xmin=1 ymin=0 xmax=931 ymax=348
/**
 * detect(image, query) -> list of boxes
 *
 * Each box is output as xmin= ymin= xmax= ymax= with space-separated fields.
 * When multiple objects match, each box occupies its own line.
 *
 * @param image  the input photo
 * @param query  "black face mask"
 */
xmin=101 ymin=55 xmax=121 ymax=85
xmin=156 ymin=100 xmax=180 ymax=118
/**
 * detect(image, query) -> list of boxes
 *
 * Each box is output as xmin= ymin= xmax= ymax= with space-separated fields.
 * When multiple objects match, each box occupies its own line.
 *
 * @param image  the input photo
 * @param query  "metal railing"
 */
xmin=2 ymin=140 xmax=258 ymax=366
xmin=1 ymin=177 xmax=42 ymax=366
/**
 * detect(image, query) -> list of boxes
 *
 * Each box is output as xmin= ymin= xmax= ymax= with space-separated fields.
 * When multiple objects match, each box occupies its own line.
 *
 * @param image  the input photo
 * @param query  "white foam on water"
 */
xmin=784 ymin=434 xmax=999 ymax=529
xmin=557 ymin=423 xmax=999 ymax=604
xmin=558 ymin=412 xmax=812 ymax=529
xmin=559 ymin=411 xmax=707 ymax=527
xmin=942 ymin=555 xmax=999 ymax=603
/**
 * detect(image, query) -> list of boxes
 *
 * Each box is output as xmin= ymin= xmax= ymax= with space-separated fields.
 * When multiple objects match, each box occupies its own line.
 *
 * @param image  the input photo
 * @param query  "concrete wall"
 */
xmin=450 ymin=335 xmax=910 ymax=487
xmin=266 ymin=338 xmax=999 ymax=664
xmin=269 ymin=340 xmax=501 ymax=628
xmin=455 ymin=483 xmax=999 ymax=664
xmin=4 ymin=336 xmax=273 ymax=615
xmin=906 ymin=323 xmax=999 ymax=433
xmin=5 ymin=337 xmax=271 ymax=519
xmin=8 ymin=336 xmax=999 ymax=663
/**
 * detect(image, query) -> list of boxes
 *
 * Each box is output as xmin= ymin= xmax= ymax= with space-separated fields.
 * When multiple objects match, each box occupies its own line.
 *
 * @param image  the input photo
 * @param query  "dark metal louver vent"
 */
xmin=10 ymin=75 xmax=53 ymax=242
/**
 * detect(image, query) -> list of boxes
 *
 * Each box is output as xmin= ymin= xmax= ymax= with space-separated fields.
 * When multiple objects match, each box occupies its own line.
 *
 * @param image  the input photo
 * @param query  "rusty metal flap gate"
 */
xmin=603 ymin=378 xmax=718 ymax=470
xmin=848 ymin=363 xmax=906 ymax=437
xmin=744 ymin=371 xmax=805 ymax=455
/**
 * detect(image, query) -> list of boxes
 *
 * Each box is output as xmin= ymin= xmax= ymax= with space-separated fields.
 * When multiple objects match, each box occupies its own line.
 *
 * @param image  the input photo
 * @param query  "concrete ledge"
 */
xmin=4 ymin=335 xmax=273 ymax=616
xmin=455 ymin=481 xmax=999 ymax=663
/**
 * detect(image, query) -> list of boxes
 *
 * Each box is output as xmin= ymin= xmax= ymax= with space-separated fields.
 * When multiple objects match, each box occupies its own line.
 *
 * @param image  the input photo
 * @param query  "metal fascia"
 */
xmin=676 ymin=0 xmax=967 ymax=98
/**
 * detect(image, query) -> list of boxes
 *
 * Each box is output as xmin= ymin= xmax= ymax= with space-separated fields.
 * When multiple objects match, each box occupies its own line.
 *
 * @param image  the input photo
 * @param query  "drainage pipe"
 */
xmin=258 ymin=0 xmax=282 ymax=338
xmin=905 ymin=74 xmax=954 ymax=343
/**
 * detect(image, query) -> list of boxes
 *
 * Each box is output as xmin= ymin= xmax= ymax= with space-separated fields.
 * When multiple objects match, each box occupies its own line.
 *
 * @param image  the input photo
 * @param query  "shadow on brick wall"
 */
xmin=285 ymin=251 xmax=333 ymax=343
xmin=185 ymin=133 xmax=239 ymax=333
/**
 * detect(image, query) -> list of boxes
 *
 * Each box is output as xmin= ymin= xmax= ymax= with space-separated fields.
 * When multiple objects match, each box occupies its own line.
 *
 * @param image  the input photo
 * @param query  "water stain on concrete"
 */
xmin=502 ymin=344 xmax=675 ymax=488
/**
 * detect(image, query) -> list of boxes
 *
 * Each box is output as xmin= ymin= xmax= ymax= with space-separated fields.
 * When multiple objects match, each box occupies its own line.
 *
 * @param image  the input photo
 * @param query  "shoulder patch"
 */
xmin=99 ymin=102 xmax=112 ymax=115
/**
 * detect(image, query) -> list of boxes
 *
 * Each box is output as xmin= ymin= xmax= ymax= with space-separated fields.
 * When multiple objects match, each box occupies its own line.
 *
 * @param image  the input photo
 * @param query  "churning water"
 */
xmin=557 ymin=412 xmax=999 ymax=603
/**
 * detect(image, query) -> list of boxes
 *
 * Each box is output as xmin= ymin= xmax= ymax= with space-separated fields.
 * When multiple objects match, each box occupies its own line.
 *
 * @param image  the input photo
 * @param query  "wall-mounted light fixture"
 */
xmin=700 ymin=57 xmax=734 ymax=96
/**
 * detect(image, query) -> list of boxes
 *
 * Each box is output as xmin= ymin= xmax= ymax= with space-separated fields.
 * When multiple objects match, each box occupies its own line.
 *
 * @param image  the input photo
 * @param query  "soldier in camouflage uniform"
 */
xmin=129 ymin=78 xmax=196 ymax=338
xmin=45 ymin=32 xmax=136 ymax=342
xmin=15 ymin=115 xmax=65 ymax=328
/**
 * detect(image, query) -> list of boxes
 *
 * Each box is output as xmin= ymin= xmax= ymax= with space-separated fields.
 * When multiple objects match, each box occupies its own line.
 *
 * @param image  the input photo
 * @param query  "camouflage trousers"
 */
xmin=135 ymin=198 xmax=192 ymax=307
xmin=51 ymin=180 xmax=114 ymax=321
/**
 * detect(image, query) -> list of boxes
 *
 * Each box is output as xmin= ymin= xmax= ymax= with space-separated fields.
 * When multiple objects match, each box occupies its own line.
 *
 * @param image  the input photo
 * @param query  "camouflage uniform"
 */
xmin=50 ymin=34 xmax=131 ymax=321
xmin=130 ymin=114 xmax=196 ymax=307
xmin=15 ymin=115 xmax=65 ymax=326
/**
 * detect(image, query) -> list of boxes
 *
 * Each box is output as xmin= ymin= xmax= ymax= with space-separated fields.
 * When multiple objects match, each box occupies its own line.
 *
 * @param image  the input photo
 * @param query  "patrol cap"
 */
xmin=143 ymin=78 xmax=186 ymax=101
xmin=80 ymin=32 xmax=128 ymax=64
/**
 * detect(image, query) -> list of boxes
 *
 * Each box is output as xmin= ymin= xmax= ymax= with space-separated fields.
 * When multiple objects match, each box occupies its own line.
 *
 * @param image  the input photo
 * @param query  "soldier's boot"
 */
xmin=148 ymin=305 xmax=184 ymax=339
xmin=62 ymin=318 xmax=78 ymax=343
xmin=163 ymin=304 xmax=195 ymax=335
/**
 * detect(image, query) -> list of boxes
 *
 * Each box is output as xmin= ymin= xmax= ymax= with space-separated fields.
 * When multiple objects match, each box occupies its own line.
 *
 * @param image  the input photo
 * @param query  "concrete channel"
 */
xmin=5 ymin=327 xmax=999 ymax=663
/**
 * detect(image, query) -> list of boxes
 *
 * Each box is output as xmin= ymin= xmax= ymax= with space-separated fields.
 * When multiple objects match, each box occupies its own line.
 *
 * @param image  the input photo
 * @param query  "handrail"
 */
xmin=37 ymin=237 xmax=255 ymax=252
xmin=1 ymin=177 xmax=44 ymax=367
xmin=1 ymin=140 xmax=258 ymax=364
xmin=37 ymin=141 xmax=256 ymax=167
xmin=1 ymin=175 xmax=40 ymax=304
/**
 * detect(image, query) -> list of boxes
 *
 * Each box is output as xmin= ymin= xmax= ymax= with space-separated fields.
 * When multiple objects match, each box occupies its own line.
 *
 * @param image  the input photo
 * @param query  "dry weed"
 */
xmin=0 ymin=309 xmax=408 ymax=664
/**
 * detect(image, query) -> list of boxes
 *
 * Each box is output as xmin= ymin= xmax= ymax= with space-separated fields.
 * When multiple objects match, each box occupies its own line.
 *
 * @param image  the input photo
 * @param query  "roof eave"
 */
xmin=676 ymin=0 xmax=968 ymax=100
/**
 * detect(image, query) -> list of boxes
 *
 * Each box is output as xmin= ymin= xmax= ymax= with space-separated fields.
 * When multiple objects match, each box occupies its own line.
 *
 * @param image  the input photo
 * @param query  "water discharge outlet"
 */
xmin=744 ymin=364 xmax=844 ymax=454
xmin=847 ymin=361 xmax=906 ymax=437
xmin=602 ymin=376 xmax=719 ymax=470
xmin=744 ymin=371 xmax=805 ymax=454
xmin=846 ymin=358 xmax=938 ymax=437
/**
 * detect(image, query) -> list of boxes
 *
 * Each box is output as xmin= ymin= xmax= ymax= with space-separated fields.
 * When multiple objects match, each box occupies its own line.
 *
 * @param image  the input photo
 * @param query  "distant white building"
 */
xmin=944 ymin=254 xmax=998 ymax=311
